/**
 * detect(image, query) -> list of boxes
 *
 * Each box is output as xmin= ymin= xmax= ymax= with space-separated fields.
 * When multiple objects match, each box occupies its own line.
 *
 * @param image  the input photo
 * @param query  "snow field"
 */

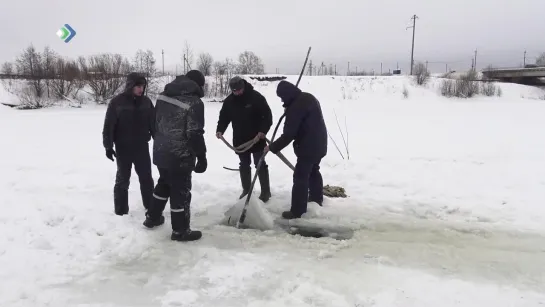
xmin=1 ymin=76 xmax=545 ymax=306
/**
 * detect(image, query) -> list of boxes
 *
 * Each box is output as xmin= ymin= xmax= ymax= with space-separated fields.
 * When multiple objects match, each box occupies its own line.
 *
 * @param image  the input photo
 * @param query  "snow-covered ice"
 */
xmin=1 ymin=76 xmax=545 ymax=306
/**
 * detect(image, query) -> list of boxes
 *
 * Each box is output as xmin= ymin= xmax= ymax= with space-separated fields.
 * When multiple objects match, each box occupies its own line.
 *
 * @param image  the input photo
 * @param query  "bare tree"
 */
xmin=2 ymin=62 xmax=14 ymax=75
xmin=212 ymin=61 xmax=227 ymax=97
xmin=237 ymin=51 xmax=265 ymax=74
xmin=42 ymin=46 xmax=58 ymax=98
xmin=132 ymin=49 xmax=157 ymax=77
xmin=50 ymin=57 xmax=83 ymax=100
xmin=536 ymin=52 xmax=545 ymax=66
xmin=11 ymin=44 xmax=56 ymax=108
xmin=15 ymin=44 xmax=45 ymax=99
xmin=1 ymin=62 xmax=16 ymax=96
xmin=211 ymin=58 xmax=238 ymax=97
xmin=79 ymin=53 xmax=130 ymax=104
xmin=131 ymin=49 xmax=160 ymax=98
xmin=197 ymin=52 xmax=214 ymax=76
xmin=413 ymin=61 xmax=430 ymax=85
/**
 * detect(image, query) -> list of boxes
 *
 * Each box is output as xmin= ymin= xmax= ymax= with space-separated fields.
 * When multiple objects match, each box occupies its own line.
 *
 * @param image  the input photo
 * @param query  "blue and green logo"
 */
xmin=56 ymin=24 xmax=76 ymax=43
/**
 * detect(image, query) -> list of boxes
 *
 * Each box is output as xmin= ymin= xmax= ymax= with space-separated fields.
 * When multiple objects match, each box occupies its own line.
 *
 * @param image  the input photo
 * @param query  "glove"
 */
xmin=194 ymin=154 xmax=207 ymax=173
xmin=106 ymin=148 xmax=116 ymax=161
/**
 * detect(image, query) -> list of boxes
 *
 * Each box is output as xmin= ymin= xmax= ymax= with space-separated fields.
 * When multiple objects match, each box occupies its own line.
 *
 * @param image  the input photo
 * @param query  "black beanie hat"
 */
xmin=186 ymin=70 xmax=205 ymax=87
xmin=229 ymin=76 xmax=245 ymax=91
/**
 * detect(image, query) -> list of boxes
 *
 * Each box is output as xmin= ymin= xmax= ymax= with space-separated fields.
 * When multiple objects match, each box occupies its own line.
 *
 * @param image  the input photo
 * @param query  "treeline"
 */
xmin=1 ymin=43 xmax=266 ymax=109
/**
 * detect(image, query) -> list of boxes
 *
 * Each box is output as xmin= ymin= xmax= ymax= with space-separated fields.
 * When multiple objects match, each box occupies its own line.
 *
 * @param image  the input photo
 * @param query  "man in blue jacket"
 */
xmin=266 ymin=81 xmax=328 ymax=219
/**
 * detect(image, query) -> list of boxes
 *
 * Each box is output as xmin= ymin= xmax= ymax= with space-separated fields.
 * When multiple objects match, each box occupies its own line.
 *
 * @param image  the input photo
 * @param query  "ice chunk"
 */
xmin=221 ymin=196 xmax=274 ymax=231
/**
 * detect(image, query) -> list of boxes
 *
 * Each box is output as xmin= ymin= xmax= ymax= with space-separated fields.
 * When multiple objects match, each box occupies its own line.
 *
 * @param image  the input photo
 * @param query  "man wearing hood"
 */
xmin=266 ymin=80 xmax=328 ymax=219
xmin=143 ymin=70 xmax=207 ymax=242
xmin=102 ymin=72 xmax=155 ymax=216
xmin=216 ymin=76 xmax=273 ymax=202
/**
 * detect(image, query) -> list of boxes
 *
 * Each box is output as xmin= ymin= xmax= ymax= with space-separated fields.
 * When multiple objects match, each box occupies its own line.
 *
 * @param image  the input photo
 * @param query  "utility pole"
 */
xmin=407 ymin=14 xmax=418 ymax=75
xmin=474 ymin=49 xmax=478 ymax=70
xmin=347 ymin=62 xmax=350 ymax=75
xmin=524 ymin=50 xmax=527 ymax=67
xmin=162 ymin=49 xmax=165 ymax=75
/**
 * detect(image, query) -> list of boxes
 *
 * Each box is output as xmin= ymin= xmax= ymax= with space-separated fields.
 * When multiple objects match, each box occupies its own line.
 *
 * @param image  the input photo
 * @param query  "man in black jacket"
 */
xmin=143 ymin=70 xmax=207 ymax=242
xmin=266 ymin=81 xmax=328 ymax=219
xmin=216 ymin=76 xmax=273 ymax=202
xmin=102 ymin=72 xmax=155 ymax=216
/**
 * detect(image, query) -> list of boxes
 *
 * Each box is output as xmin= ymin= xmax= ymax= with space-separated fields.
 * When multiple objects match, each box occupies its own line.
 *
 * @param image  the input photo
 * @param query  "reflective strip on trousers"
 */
xmin=153 ymin=193 xmax=168 ymax=201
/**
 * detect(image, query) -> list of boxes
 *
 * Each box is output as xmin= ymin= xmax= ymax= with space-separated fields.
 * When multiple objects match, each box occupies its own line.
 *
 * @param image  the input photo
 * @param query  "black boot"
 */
xmin=257 ymin=166 xmax=271 ymax=203
xmin=282 ymin=211 xmax=302 ymax=219
xmin=143 ymin=214 xmax=165 ymax=228
xmin=143 ymin=190 xmax=168 ymax=228
xmin=238 ymin=167 xmax=252 ymax=199
xmin=114 ymin=189 xmax=129 ymax=216
xmin=171 ymin=211 xmax=202 ymax=242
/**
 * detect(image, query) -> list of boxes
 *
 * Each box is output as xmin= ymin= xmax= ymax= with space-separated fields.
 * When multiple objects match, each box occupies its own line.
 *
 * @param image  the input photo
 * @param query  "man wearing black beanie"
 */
xmin=216 ymin=76 xmax=273 ymax=203
xmin=143 ymin=70 xmax=207 ymax=242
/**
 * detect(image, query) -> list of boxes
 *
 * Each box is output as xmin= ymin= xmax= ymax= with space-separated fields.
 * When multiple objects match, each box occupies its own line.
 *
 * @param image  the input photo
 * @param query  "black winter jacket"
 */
xmin=216 ymin=80 xmax=273 ymax=153
xmin=269 ymin=81 xmax=328 ymax=160
xmin=153 ymin=75 xmax=207 ymax=171
xmin=102 ymin=73 xmax=155 ymax=151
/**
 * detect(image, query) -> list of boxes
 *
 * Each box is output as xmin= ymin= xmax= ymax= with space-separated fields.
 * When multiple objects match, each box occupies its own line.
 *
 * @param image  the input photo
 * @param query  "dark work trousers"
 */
xmin=148 ymin=167 xmax=193 ymax=232
xmin=238 ymin=150 xmax=267 ymax=171
xmin=291 ymin=157 xmax=324 ymax=216
xmin=113 ymin=143 xmax=154 ymax=215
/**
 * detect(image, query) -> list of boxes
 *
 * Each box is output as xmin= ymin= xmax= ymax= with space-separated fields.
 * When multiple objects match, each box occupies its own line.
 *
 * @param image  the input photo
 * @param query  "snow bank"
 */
xmin=1 ymin=74 xmax=544 ymax=108
xmin=0 ymin=79 xmax=21 ymax=105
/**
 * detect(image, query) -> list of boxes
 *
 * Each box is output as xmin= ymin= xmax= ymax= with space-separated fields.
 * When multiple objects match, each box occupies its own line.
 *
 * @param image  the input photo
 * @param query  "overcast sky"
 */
xmin=1 ymin=0 xmax=544 ymax=74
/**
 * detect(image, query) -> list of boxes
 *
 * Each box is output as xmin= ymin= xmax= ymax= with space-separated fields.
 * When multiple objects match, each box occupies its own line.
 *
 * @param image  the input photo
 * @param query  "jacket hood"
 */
xmin=124 ymin=72 xmax=147 ymax=94
xmin=163 ymin=75 xmax=204 ymax=98
xmin=276 ymin=80 xmax=301 ymax=107
xmin=243 ymin=80 xmax=254 ymax=92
